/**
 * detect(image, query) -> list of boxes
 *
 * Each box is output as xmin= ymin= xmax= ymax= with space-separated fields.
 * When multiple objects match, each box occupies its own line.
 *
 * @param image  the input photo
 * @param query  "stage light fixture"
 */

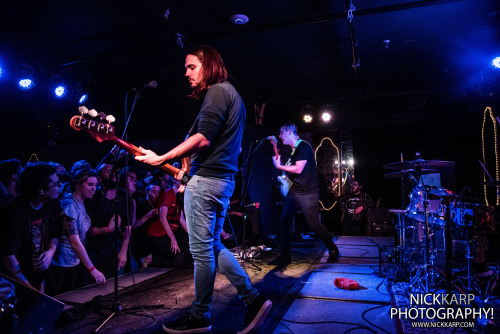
xmin=320 ymin=104 xmax=333 ymax=123
xmin=78 ymin=93 xmax=88 ymax=104
xmin=302 ymin=105 xmax=314 ymax=123
xmin=51 ymin=75 xmax=67 ymax=99
xmin=17 ymin=63 xmax=35 ymax=90
xmin=348 ymin=159 xmax=354 ymax=166
xmin=493 ymin=56 xmax=500 ymax=69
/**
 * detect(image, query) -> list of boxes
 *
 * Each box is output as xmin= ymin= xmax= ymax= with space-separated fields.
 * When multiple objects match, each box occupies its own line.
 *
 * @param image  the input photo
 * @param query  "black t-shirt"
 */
xmin=190 ymin=81 xmax=246 ymax=178
xmin=84 ymin=190 xmax=132 ymax=255
xmin=288 ymin=140 xmax=319 ymax=194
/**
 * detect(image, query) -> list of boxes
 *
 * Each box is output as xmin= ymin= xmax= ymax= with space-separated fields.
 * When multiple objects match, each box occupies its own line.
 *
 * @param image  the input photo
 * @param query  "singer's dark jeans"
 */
xmin=279 ymin=190 xmax=338 ymax=256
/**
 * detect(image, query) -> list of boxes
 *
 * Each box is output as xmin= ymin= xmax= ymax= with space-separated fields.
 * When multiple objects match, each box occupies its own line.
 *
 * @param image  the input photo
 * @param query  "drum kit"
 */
xmin=383 ymin=156 xmax=496 ymax=294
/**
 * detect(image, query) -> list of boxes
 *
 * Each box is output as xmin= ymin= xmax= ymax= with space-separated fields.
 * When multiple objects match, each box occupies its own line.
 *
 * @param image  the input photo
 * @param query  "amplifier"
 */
xmin=367 ymin=208 xmax=396 ymax=237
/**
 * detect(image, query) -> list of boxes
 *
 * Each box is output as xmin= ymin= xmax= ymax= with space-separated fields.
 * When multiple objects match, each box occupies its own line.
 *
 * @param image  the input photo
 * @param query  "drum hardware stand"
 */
xmin=409 ymin=193 xmax=432 ymax=293
xmin=443 ymin=197 xmax=453 ymax=294
xmin=367 ymin=237 xmax=390 ymax=277
xmin=394 ymin=212 xmax=409 ymax=281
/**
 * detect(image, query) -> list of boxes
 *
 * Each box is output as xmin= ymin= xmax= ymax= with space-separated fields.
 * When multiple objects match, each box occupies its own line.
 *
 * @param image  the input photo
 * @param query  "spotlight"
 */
xmin=75 ymin=81 xmax=88 ymax=104
xmin=320 ymin=104 xmax=333 ymax=123
xmin=54 ymin=85 xmax=66 ymax=98
xmin=348 ymin=159 xmax=354 ymax=166
xmin=17 ymin=63 xmax=35 ymax=90
xmin=78 ymin=93 xmax=88 ymax=104
xmin=302 ymin=105 xmax=314 ymax=123
xmin=51 ymin=75 xmax=67 ymax=99
xmin=493 ymin=56 xmax=500 ymax=69
xmin=229 ymin=14 xmax=249 ymax=25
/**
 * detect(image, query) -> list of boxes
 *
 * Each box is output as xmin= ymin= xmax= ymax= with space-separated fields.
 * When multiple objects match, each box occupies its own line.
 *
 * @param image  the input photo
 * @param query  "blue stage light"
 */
xmin=493 ymin=57 xmax=500 ymax=69
xmin=18 ymin=78 xmax=34 ymax=90
xmin=17 ymin=64 xmax=35 ymax=90
xmin=54 ymin=85 xmax=66 ymax=98
xmin=78 ymin=93 xmax=88 ymax=104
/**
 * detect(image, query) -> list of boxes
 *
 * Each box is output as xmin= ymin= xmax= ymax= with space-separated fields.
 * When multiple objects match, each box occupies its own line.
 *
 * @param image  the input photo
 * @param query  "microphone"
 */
xmin=132 ymin=80 xmax=158 ymax=91
xmin=254 ymin=137 xmax=271 ymax=142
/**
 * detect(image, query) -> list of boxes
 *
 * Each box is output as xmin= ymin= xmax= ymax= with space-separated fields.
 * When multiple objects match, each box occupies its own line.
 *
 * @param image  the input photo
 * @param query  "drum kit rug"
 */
xmin=383 ymin=157 xmax=498 ymax=297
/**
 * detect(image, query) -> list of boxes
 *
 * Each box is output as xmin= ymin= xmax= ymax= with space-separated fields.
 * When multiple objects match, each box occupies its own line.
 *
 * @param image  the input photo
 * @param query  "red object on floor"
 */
xmin=334 ymin=278 xmax=359 ymax=290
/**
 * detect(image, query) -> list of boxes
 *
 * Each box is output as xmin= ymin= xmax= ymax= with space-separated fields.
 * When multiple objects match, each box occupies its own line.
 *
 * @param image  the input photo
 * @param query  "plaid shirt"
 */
xmin=340 ymin=192 xmax=374 ymax=222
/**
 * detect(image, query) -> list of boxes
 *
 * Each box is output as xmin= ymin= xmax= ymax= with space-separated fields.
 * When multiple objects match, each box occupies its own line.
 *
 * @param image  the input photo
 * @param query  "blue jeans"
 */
xmin=185 ymin=175 xmax=258 ymax=319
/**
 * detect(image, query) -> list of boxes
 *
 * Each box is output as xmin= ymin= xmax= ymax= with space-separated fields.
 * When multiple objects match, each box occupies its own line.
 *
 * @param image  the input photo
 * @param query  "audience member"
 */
xmin=0 ymin=162 xmax=62 ymax=292
xmin=49 ymin=165 xmax=106 ymax=295
xmin=340 ymin=180 xmax=374 ymax=236
xmin=0 ymin=159 xmax=23 ymax=205
xmin=132 ymin=182 xmax=160 ymax=268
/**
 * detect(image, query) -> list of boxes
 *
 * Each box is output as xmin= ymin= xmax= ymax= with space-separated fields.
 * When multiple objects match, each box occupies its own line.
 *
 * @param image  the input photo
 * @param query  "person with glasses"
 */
xmin=48 ymin=164 xmax=106 ymax=295
xmin=0 ymin=162 xmax=62 ymax=293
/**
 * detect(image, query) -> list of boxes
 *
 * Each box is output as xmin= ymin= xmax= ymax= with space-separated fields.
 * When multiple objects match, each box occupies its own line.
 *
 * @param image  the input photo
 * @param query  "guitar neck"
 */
xmin=69 ymin=115 xmax=189 ymax=184
xmin=111 ymin=137 xmax=186 ymax=180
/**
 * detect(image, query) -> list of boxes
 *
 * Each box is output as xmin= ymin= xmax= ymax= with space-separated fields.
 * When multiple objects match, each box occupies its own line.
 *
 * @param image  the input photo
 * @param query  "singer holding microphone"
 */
xmin=269 ymin=122 xmax=340 ymax=265
xmin=135 ymin=45 xmax=271 ymax=334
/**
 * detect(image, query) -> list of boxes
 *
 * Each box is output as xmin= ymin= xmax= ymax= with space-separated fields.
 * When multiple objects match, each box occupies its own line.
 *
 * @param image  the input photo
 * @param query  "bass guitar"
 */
xmin=269 ymin=135 xmax=292 ymax=197
xmin=70 ymin=106 xmax=190 ymax=192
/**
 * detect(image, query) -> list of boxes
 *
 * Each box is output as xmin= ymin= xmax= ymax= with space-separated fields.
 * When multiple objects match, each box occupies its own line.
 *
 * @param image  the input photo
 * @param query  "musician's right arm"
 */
xmin=136 ymin=133 xmax=210 ymax=166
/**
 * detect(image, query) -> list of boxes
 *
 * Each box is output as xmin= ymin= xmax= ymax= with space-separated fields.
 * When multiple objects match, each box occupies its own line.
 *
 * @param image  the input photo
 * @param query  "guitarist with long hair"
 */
xmin=270 ymin=123 xmax=340 ymax=265
xmin=135 ymin=45 xmax=271 ymax=334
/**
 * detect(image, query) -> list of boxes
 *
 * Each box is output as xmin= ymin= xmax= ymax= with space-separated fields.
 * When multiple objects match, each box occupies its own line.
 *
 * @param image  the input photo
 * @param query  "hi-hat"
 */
xmin=383 ymin=159 xmax=455 ymax=170
xmin=382 ymin=169 xmax=437 ymax=178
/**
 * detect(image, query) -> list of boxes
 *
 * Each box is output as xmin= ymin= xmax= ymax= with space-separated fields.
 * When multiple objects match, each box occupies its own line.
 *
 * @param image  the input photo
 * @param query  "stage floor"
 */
xmin=43 ymin=235 xmax=500 ymax=334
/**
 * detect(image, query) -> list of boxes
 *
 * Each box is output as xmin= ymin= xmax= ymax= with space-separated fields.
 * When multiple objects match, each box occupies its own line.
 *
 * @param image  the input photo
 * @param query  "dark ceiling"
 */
xmin=1 ymin=0 xmax=499 ymax=159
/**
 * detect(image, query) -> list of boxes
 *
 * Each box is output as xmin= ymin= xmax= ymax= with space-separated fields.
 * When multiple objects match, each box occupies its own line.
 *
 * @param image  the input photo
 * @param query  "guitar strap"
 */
xmin=285 ymin=139 xmax=302 ymax=166
xmin=185 ymin=115 xmax=200 ymax=140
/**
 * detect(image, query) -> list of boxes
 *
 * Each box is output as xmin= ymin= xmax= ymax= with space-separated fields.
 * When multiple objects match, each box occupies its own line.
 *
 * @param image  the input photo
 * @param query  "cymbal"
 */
xmin=383 ymin=159 xmax=455 ymax=170
xmin=382 ymin=169 xmax=438 ymax=178
xmin=428 ymin=186 xmax=458 ymax=198
xmin=481 ymin=180 xmax=500 ymax=186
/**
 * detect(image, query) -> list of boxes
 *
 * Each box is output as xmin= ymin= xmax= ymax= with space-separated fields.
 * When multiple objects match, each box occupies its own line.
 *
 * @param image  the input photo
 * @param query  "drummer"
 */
xmin=340 ymin=180 xmax=374 ymax=236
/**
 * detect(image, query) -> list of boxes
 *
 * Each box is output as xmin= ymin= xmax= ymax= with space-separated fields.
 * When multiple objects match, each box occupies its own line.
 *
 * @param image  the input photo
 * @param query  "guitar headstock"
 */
xmin=268 ymin=136 xmax=279 ymax=157
xmin=70 ymin=106 xmax=117 ymax=143
xmin=268 ymin=135 xmax=278 ymax=146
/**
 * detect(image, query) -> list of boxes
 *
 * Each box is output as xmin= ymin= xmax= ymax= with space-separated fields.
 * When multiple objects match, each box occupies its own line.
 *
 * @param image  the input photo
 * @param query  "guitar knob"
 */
xmin=88 ymin=109 xmax=98 ymax=118
xmin=106 ymin=115 xmax=115 ymax=124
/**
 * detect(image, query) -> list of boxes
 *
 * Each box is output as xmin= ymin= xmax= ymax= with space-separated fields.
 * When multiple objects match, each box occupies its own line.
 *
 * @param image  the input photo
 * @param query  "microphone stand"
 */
xmin=93 ymin=89 xmax=163 ymax=333
xmin=235 ymin=140 xmax=266 ymax=271
xmin=238 ymin=202 xmax=262 ymax=271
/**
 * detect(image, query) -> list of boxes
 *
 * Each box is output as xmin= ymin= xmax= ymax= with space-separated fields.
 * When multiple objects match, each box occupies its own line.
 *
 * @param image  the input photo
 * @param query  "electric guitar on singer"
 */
xmin=69 ymin=106 xmax=190 ymax=192
xmin=269 ymin=135 xmax=292 ymax=197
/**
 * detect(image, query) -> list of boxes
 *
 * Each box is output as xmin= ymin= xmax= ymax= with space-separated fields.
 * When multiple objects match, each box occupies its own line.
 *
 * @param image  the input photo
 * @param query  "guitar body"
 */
xmin=269 ymin=136 xmax=292 ymax=197
xmin=70 ymin=113 xmax=190 ymax=192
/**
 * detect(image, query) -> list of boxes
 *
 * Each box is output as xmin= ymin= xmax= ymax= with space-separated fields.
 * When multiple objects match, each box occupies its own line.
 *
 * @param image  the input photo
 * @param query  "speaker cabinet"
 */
xmin=1 ymin=274 xmax=64 ymax=334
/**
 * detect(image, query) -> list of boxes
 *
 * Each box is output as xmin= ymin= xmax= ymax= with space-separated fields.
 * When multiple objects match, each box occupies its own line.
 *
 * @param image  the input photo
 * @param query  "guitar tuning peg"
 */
xmin=98 ymin=112 xmax=107 ymax=121
xmin=78 ymin=106 xmax=89 ymax=115
xmin=88 ymin=109 xmax=98 ymax=118
xmin=106 ymin=115 xmax=116 ymax=124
